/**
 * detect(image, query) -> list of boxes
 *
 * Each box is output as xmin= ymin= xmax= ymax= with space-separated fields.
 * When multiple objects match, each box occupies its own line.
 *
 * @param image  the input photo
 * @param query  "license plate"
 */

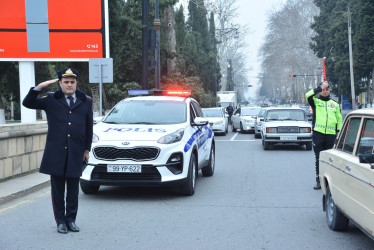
xmin=280 ymin=136 xmax=297 ymax=141
xmin=107 ymin=165 xmax=142 ymax=173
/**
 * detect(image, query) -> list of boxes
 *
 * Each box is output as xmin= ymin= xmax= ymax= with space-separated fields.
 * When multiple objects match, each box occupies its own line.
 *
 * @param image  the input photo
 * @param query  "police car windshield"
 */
xmin=265 ymin=109 xmax=305 ymax=121
xmin=103 ymin=100 xmax=187 ymax=124
xmin=202 ymin=109 xmax=223 ymax=117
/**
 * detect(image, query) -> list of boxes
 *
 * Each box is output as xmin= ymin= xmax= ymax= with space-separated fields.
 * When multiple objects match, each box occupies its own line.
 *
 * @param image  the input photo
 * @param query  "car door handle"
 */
xmin=329 ymin=157 xmax=333 ymax=163
xmin=345 ymin=165 xmax=351 ymax=171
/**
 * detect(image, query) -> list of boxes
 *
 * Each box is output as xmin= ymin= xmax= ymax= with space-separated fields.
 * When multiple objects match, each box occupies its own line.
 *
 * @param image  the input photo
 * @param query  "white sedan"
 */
xmin=202 ymin=107 xmax=228 ymax=135
xmin=231 ymin=107 xmax=261 ymax=133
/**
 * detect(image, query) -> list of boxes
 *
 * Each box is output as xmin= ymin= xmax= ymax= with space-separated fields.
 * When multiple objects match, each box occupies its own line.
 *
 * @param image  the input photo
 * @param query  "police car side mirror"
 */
xmin=193 ymin=117 xmax=209 ymax=126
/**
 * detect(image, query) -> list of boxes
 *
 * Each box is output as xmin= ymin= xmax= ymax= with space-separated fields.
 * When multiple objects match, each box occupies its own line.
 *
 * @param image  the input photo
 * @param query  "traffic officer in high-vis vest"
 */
xmin=23 ymin=68 xmax=93 ymax=234
xmin=305 ymin=81 xmax=342 ymax=190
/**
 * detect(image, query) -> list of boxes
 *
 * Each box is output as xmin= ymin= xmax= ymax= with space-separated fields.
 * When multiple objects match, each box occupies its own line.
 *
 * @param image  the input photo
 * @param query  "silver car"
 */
xmin=261 ymin=107 xmax=313 ymax=150
xmin=254 ymin=108 xmax=269 ymax=138
xmin=202 ymin=107 xmax=229 ymax=135
xmin=231 ymin=107 xmax=261 ymax=133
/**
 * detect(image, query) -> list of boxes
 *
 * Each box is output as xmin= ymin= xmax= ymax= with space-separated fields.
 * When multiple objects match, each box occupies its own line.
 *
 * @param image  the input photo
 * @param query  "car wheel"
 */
xmin=180 ymin=153 xmax=197 ymax=196
xmin=326 ymin=186 xmax=349 ymax=231
xmin=262 ymin=139 xmax=270 ymax=150
xmin=202 ymin=144 xmax=215 ymax=177
xmin=231 ymin=123 xmax=236 ymax=132
xmin=306 ymin=141 xmax=312 ymax=150
xmin=240 ymin=123 xmax=244 ymax=133
xmin=80 ymin=181 xmax=100 ymax=194
xmin=254 ymin=132 xmax=259 ymax=138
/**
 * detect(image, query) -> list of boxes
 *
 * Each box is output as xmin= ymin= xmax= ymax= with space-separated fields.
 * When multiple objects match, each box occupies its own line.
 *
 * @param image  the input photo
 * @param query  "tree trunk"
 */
xmin=163 ymin=5 xmax=177 ymax=75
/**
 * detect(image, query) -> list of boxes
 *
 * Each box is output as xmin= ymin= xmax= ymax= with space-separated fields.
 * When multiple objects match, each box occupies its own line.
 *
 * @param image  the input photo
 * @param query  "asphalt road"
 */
xmin=1 ymin=131 xmax=373 ymax=249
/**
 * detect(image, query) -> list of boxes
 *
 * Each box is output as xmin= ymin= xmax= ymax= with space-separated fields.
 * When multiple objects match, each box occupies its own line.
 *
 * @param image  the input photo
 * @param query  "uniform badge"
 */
xmin=331 ymin=103 xmax=335 ymax=108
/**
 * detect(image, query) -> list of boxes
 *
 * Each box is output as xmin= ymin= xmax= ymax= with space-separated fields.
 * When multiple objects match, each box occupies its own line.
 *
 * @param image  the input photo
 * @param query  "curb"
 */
xmin=0 ymin=180 xmax=50 ymax=206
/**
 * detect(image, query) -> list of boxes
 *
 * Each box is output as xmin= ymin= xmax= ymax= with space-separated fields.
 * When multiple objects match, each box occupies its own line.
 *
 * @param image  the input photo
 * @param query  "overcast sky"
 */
xmin=235 ymin=0 xmax=287 ymax=97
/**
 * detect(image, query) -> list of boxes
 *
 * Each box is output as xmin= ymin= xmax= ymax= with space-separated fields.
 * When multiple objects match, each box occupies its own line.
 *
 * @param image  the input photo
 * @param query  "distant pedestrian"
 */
xmin=22 ymin=68 xmax=93 ymax=234
xmin=226 ymin=103 xmax=234 ymax=124
xmin=306 ymin=81 xmax=342 ymax=190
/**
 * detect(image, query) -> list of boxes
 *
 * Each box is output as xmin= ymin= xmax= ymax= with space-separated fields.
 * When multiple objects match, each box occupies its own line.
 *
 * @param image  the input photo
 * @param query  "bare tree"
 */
xmin=259 ymin=0 xmax=320 ymax=104
xmin=206 ymin=0 xmax=250 ymax=101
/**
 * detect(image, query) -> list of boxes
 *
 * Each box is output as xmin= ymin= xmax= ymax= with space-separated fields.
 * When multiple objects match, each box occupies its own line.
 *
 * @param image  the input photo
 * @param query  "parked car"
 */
xmin=202 ymin=107 xmax=229 ymax=135
xmin=80 ymin=90 xmax=215 ymax=196
xmin=319 ymin=109 xmax=374 ymax=240
xmin=261 ymin=107 xmax=313 ymax=150
xmin=231 ymin=107 xmax=261 ymax=133
xmin=254 ymin=108 xmax=269 ymax=138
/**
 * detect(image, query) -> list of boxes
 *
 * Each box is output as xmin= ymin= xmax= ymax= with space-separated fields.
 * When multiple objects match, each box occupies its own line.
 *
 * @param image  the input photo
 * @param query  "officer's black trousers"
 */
xmin=312 ymin=131 xmax=336 ymax=176
xmin=50 ymin=175 xmax=79 ymax=225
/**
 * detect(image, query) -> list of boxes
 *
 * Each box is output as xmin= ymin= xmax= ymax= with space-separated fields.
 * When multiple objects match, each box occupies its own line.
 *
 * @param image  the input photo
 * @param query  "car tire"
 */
xmin=202 ymin=144 xmax=215 ymax=177
xmin=80 ymin=181 xmax=100 ymax=194
xmin=180 ymin=153 xmax=197 ymax=196
xmin=255 ymin=132 xmax=260 ymax=138
xmin=262 ymin=139 xmax=270 ymax=150
xmin=240 ymin=123 xmax=244 ymax=133
xmin=306 ymin=141 xmax=312 ymax=150
xmin=326 ymin=186 xmax=349 ymax=231
xmin=232 ymin=123 xmax=236 ymax=132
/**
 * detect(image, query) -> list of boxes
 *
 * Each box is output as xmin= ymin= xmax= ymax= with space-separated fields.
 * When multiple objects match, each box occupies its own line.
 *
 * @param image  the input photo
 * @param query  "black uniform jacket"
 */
xmin=23 ymin=88 xmax=93 ymax=177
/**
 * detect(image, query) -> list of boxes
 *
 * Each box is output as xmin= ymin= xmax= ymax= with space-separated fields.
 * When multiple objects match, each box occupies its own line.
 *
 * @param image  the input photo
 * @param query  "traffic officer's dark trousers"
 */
xmin=50 ymin=175 xmax=79 ymax=225
xmin=312 ymin=131 xmax=336 ymax=176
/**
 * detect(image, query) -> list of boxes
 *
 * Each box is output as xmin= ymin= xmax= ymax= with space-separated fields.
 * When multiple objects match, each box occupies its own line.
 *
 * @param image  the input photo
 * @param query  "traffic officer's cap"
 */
xmin=57 ymin=68 xmax=79 ymax=80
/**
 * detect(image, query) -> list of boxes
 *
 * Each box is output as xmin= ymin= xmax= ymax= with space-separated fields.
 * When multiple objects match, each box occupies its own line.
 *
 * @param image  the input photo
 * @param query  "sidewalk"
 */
xmin=0 ymin=172 xmax=50 ymax=205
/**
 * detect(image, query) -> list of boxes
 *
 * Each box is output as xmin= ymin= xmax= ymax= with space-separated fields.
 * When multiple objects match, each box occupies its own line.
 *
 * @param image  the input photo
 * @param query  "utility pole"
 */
xmin=141 ymin=0 xmax=149 ymax=89
xmin=348 ymin=8 xmax=356 ymax=110
xmin=154 ymin=0 xmax=161 ymax=89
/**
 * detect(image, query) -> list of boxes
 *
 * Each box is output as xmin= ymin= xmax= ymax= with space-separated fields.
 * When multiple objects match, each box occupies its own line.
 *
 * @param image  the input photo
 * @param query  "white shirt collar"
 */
xmin=65 ymin=94 xmax=76 ymax=101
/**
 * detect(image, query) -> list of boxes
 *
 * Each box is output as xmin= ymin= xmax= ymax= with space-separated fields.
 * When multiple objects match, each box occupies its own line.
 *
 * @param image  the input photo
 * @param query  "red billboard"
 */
xmin=0 ymin=0 xmax=108 ymax=60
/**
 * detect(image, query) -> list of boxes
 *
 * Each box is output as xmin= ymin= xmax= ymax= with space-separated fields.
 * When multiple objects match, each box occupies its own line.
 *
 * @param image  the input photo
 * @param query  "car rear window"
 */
xmin=357 ymin=118 xmax=374 ymax=155
xmin=337 ymin=117 xmax=361 ymax=153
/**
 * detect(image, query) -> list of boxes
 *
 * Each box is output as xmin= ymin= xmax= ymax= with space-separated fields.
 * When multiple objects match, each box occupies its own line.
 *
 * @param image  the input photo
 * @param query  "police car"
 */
xmin=80 ymin=90 xmax=215 ymax=196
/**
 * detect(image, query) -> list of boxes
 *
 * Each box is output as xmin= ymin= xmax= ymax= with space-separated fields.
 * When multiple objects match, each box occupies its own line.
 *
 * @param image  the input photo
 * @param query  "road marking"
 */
xmin=230 ymin=132 xmax=239 ymax=141
xmin=0 ymin=200 xmax=33 ymax=214
xmin=37 ymin=191 xmax=51 ymax=198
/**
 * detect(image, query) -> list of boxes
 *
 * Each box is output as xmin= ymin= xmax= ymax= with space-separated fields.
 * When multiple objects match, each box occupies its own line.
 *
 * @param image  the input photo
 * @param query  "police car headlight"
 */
xmin=158 ymin=129 xmax=184 ymax=144
xmin=299 ymin=127 xmax=311 ymax=133
xmin=92 ymin=133 xmax=99 ymax=143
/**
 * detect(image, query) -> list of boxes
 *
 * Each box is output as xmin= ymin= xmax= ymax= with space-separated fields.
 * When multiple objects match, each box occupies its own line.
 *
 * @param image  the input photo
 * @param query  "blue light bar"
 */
xmin=128 ymin=90 xmax=150 ymax=96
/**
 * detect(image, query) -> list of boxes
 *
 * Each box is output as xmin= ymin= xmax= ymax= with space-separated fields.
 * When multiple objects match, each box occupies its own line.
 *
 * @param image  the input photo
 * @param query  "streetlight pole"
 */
xmin=141 ymin=0 xmax=149 ymax=89
xmin=348 ymin=8 xmax=356 ymax=110
xmin=154 ymin=0 xmax=161 ymax=89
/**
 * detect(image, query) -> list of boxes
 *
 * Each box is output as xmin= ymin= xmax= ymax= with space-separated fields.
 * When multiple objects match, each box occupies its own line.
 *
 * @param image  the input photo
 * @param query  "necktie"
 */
xmin=67 ymin=96 xmax=74 ymax=108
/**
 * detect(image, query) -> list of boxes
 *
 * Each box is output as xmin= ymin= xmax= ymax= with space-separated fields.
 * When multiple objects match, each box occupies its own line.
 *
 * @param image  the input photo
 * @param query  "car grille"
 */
xmin=93 ymin=146 xmax=160 ymax=161
xmin=91 ymin=165 xmax=161 ymax=181
xmin=278 ymin=126 xmax=299 ymax=133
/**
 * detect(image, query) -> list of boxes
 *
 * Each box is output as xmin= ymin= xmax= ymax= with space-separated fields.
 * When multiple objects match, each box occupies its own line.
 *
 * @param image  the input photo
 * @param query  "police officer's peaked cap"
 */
xmin=57 ymin=68 xmax=79 ymax=80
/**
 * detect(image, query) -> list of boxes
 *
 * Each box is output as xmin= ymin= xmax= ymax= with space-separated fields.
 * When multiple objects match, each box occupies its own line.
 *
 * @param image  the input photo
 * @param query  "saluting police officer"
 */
xmin=305 ymin=81 xmax=342 ymax=190
xmin=23 ymin=68 xmax=93 ymax=234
